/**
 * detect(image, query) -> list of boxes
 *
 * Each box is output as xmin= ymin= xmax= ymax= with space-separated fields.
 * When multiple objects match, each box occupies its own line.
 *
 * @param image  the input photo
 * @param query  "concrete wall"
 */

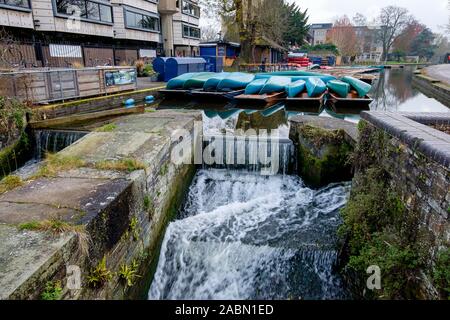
xmin=360 ymin=112 xmax=449 ymax=249
xmin=0 ymin=109 xmax=202 ymax=299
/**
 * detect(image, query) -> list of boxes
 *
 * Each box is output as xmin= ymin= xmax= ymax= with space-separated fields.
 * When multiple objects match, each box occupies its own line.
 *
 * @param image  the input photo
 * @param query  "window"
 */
xmin=0 ymin=0 xmax=31 ymax=9
xmin=182 ymin=24 xmax=200 ymax=39
xmin=55 ymin=0 xmax=113 ymax=23
xmin=125 ymin=9 xmax=160 ymax=32
xmin=182 ymin=0 xmax=200 ymax=18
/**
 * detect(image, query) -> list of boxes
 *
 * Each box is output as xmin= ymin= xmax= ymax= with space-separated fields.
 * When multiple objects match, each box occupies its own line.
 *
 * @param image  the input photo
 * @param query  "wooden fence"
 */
xmin=0 ymin=67 xmax=137 ymax=104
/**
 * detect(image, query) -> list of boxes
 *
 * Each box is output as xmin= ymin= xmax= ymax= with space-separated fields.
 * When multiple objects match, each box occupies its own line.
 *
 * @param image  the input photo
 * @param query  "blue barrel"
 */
xmin=152 ymin=57 xmax=170 ymax=82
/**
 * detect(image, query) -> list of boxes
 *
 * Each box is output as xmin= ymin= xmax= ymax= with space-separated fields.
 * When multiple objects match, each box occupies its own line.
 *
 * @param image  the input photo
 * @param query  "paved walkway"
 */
xmin=424 ymin=64 xmax=450 ymax=86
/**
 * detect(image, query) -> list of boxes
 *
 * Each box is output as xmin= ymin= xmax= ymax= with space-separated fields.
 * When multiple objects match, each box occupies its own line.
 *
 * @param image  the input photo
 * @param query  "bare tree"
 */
xmin=352 ymin=13 xmax=367 ymax=26
xmin=327 ymin=16 xmax=358 ymax=62
xmin=377 ymin=6 xmax=411 ymax=61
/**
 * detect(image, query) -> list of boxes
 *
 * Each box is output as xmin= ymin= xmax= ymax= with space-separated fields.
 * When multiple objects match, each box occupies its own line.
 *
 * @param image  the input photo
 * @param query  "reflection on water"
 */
xmin=157 ymin=67 xmax=448 ymax=135
xmin=370 ymin=67 xmax=449 ymax=113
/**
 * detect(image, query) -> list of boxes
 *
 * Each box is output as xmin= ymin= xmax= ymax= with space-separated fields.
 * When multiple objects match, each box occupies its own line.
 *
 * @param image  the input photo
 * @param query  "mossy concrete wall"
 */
xmin=0 ymin=109 xmax=201 ymax=300
xmin=342 ymin=111 xmax=449 ymax=299
xmin=412 ymin=74 xmax=450 ymax=108
xmin=289 ymin=116 xmax=356 ymax=188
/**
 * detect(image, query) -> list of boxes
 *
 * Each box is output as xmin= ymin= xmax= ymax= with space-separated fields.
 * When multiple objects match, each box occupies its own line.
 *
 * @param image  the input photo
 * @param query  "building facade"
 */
xmin=354 ymin=26 xmax=383 ymax=63
xmin=0 ymin=0 xmax=200 ymax=67
xmin=308 ymin=23 xmax=333 ymax=46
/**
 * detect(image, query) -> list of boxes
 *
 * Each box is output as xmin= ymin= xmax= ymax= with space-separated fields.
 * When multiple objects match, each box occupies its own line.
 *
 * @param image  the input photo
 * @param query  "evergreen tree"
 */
xmin=283 ymin=4 xmax=309 ymax=46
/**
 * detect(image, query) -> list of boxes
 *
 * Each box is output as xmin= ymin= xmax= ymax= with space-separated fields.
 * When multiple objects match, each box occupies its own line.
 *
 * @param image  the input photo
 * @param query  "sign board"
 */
xmin=104 ymin=69 xmax=137 ymax=87
xmin=140 ymin=49 xmax=157 ymax=58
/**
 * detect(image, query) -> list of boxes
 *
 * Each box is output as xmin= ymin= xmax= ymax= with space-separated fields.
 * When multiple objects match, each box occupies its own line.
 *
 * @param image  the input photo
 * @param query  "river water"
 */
xmin=147 ymin=67 xmax=448 ymax=300
xmin=149 ymin=170 xmax=352 ymax=300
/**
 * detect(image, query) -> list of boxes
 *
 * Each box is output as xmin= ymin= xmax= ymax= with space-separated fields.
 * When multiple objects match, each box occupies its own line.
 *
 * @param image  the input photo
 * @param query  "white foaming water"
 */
xmin=149 ymin=169 xmax=351 ymax=300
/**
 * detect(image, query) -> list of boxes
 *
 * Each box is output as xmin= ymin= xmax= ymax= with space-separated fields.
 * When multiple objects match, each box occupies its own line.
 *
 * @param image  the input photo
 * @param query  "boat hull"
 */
xmin=341 ymin=76 xmax=372 ymax=98
xmin=286 ymin=80 xmax=306 ymax=98
xmin=285 ymin=92 xmax=325 ymax=110
xmin=217 ymin=73 xmax=256 ymax=92
xmin=327 ymin=80 xmax=350 ymax=98
xmin=327 ymin=91 xmax=373 ymax=109
xmin=259 ymin=76 xmax=292 ymax=95
xmin=166 ymin=72 xmax=200 ymax=89
xmin=245 ymin=79 xmax=268 ymax=95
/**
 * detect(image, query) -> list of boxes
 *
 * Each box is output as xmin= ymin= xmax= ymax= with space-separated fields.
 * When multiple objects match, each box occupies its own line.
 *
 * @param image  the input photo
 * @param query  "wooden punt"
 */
xmin=189 ymin=89 xmax=245 ymax=100
xmin=158 ymin=89 xmax=190 ymax=97
xmin=327 ymin=91 xmax=373 ymax=109
xmin=285 ymin=92 xmax=325 ymax=109
xmin=234 ymin=91 xmax=285 ymax=107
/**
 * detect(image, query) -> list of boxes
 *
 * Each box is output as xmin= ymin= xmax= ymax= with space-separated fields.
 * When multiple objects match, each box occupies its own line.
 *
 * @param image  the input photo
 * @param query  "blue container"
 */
xmin=152 ymin=57 xmax=170 ymax=82
xmin=200 ymin=46 xmax=216 ymax=56
xmin=124 ymin=98 xmax=135 ymax=108
xmin=164 ymin=57 xmax=207 ymax=82
xmin=145 ymin=95 xmax=155 ymax=103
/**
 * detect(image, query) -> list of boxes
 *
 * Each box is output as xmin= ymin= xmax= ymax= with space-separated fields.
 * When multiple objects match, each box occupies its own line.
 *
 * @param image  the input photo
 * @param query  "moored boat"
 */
xmin=306 ymin=77 xmax=327 ymax=97
xmin=182 ymin=73 xmax=216 ymax=89
xmin=285 ymin=80 xmax=306 ymax=98
xmin=327 ymin=80 xmax=350 ymax=98
xmin=341 ymin=76 xmax=372 ymax=98
xmin=259 ymin=76 xmax=292 ymax=95
xmin=327 ymin=90 xmax=373 ymax=109
xmin=245 ymin=78 xmax=268 ymax=95
xmin=217 ymin=73 xmax=256 ymax=92
xmin=203 ymin=72 xmax=230 ymax=91
xmin=166 ymin=72 xmax=200 ymax=89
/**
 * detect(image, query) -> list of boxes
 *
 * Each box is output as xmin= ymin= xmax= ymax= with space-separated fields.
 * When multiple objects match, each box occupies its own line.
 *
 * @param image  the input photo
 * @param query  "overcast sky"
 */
xmin=288 ymin=0 xmax=449 ymax=33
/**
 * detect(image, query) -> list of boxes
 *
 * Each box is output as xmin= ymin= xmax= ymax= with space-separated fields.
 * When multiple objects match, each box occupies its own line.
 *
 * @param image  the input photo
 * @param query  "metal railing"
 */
xmin=238 ymin=63 xmax=300 ymax=73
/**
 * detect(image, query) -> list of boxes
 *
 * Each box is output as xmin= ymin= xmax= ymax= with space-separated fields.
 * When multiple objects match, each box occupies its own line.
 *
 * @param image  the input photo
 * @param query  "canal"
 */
xmin=146 ymin=66 xmax=448 ymax=300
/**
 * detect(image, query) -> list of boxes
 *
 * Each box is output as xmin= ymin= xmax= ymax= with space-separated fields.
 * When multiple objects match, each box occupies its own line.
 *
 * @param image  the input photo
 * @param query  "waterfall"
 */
xmin=149 ymin=170 xmax=352 ymax=300
xmin=34 ymin=130 xmax=87 ymax=160
xmin=202 ymin=135 xmax=295 ymax=175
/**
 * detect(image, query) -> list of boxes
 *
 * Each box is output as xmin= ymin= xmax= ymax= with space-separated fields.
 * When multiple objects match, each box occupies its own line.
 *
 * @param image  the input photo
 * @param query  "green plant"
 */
xmin=143 ymin=195 xmax=152 ymax=211
xmin=0 ymin=175 xmax=23 ymax=193
xmin=434 ymin=249 xmax=450 ymax=299
xmin=87 ymin=256 xmax=113 ymax=288
xmin=0 ymin=96 xmax=30 ymax=144
xmin=34 ymin=154 xmax=86 ymax=178
xmin=160 ymin=163 xmax=168 ymax=176
xmin=118 ymin=260 xmax=141 ymax=287
xmin=18 ymin=218 xmax=74 ymax=233
xmin=129 ymin=216 xmax=140 ymax=241
xmin=41 ymin=280 xmax=63 ymax=300
xmin=94 ymin=158 xmax=146 ymax=172
xmin=95 ymin=123 xmax=117 ymax=132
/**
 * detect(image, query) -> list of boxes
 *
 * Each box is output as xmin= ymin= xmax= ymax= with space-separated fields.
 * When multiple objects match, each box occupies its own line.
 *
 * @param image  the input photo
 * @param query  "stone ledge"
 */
xmin=361 ymin=111 xmax=450 ymax=168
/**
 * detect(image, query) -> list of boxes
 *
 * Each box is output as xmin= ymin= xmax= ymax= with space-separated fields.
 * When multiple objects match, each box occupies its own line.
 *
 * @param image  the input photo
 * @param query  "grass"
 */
xmin=0 ymin=175 xmax=23 ymax=194
xmin=94 ymin=158 xmax=146 ymax=172
xmin=18 ymin=218 xmax=82 ymax=234
xmin=33 ymin=154 xmax=86 ymax=178
xmin=95 ymin=123 xmax=117 ymax=132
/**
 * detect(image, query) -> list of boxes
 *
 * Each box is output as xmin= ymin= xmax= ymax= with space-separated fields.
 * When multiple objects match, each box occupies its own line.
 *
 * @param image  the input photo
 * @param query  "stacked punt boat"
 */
xmin=159 ymin=71 xmax=373 ymax=108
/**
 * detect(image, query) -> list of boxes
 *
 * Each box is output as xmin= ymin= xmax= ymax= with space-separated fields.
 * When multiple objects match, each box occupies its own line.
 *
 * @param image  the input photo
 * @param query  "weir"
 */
xmin=34 ymin=130 xmax=88 ymax=160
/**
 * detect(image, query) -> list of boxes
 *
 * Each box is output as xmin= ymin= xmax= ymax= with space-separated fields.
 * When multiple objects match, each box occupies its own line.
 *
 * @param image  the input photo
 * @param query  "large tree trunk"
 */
xmin=235 ymin=0 xmax=254 ymax=63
